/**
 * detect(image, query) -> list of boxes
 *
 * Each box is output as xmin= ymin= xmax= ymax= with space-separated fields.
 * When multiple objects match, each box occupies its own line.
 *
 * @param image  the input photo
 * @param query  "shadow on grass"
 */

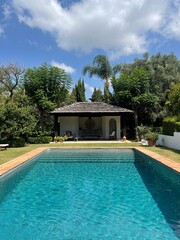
xmin=155 ymin=146 xmax=180 ymax=154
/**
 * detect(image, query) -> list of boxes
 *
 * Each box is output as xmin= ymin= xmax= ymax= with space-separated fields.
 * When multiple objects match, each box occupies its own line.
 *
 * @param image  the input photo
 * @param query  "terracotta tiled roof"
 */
xmin=51 ymin=102 xmax=133 ymax=113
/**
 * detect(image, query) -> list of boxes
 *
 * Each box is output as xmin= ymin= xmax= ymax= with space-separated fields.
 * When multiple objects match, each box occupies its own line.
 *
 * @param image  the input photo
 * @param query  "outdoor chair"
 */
xmin=109 ymin=131 xmax=116 ymax=139
xmin=141 ymin=139 xmax=148 ymax=146
xmin=64 ymin=131 xmax=75 ymax=141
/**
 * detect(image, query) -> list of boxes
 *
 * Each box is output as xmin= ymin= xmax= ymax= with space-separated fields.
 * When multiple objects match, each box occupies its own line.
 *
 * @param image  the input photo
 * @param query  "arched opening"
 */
xmin=109 ymin=118 xmax=116 ymax=139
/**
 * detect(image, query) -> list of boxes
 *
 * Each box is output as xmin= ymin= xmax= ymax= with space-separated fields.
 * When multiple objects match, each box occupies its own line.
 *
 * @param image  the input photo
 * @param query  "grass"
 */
xmin=145 ymin=146 xmax=180 ymax=163
xmin=0 ymin=142 xmax=180 ymax=165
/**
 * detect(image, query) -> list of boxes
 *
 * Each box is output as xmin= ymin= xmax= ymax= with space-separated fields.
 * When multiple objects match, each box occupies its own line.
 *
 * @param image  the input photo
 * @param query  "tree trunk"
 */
xmin=104 ymin=78 xmax=110 ymax=103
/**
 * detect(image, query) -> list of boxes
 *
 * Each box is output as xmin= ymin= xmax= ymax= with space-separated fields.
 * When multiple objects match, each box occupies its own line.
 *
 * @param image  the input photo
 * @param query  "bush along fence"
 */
xmin=157 ymin=116 xmax=180 ymax=150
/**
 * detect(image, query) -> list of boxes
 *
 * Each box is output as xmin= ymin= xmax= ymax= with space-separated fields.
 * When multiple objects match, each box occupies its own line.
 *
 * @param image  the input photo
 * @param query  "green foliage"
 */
xmin=54 ymin=136 xmax=67 ymax=142
xmin=162 ymin=116 xmax=178 ymax=135
xmin=175 ymin=122 xmax=180 ymax=132
xmin=166 ymin=83 xmax=180 ymax=116
xmin=0 ymin=63 xmax=25 ymax=101
xmin=73 ymin=78 xmax=86 ymax=102
xmin=24 ymin=63 xmax=71 ymax=107
xmin=10 ymin=137 xmax=26 ymax=147
xmin=144 ymin=131 xmax=159 ymax=141
xmin=0 ymin=102 xmax=37 ymax=141
xmin=112 ymin=67 xmax=159 ymax=126
xmin=23 ymin=63 xmax=72 ymax=132
xmin=83 ymin=55 xmax=112 ymax=81
xmin=137 ymin=125 xmax=161 ymax=141
xmin=116 ymin=52 xmax=180 ymax=125
xmin=28 ymin=136 xmax=52 ymax=144
xmin=83 ymin=55 xmax=121 ymax=103
xmin=137 ymin=125 xmax=150 ymax=139
xmin=90 ymin=87 xmax=104 ymax=102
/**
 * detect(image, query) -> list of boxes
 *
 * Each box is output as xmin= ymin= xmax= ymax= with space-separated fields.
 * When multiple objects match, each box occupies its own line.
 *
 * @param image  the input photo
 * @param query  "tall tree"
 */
xmin=0 ymin=63 xmax=25 ymax=101
xmin=82 ymin=54 xmax=121 ymax=103
xmin=90 ymin=87 xmax=104 ymax=102
xmin=112 ymin=68 xmax=159 ymax=140
xmin=23 ymin=63 xmax=71 ymax=132
xmin=166 ymin=83 xmax=180 ymax=117
xmin=119 ymin=52 xmax=180 ymax=125
xmin=74 ymin=78 xmax=86 ymax=102
xmin=0 ymin=100 xmax=36 ymax=141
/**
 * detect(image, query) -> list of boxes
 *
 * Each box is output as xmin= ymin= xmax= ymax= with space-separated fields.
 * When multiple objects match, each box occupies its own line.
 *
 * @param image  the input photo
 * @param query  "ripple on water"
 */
xmin=0 ymin=149 xmax=179 ymax=240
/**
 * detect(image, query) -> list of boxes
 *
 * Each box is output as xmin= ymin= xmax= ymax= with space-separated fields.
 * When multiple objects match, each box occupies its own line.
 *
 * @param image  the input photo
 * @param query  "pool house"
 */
xmin=51 ymin=102 xmax=133 ymax=140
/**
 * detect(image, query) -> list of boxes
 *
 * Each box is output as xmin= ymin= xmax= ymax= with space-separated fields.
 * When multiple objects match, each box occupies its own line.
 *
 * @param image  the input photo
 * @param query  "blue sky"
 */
xmin=0 ymin=0 xmax=180 ymax=99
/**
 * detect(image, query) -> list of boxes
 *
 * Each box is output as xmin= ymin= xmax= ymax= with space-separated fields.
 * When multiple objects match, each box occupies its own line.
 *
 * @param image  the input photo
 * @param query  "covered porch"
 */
xmin=51 ymin=102 xmax=133 ymax=140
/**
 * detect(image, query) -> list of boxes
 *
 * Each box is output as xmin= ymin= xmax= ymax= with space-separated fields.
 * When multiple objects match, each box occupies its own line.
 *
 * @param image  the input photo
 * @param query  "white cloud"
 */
xmin=0 ymin=4 xmax=12 ymax=37
xmin=2 ymin=4 xmax=12 ymax=20
xmin=12 ymin=0 xmax=177 ymax=58
xmin=84 ymin=82 xmax=94 ymax=93
xmin=162 ymin=0 xmax=180 ymax=40
xmin=51 ymin=60 xmax=76 ymax=74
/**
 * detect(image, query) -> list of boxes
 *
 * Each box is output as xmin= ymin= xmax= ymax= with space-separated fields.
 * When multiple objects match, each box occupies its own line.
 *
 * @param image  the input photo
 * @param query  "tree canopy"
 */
xmin=112 ymin=68 xmax=159 ymax=140
xmin=166 ymin=83 xmax=180 ymax=117
xmin=0 ymin=63 xmax=25 ymax=101
xmin=73 ymin=78 xmax=86 ymax=102
xmin=83 ymin=54 xmax=121 ymax=103
xmin=90 ymin=87 xmax=104 ymax=102
xmin=0 ymin=62 xmax=72 ymax=143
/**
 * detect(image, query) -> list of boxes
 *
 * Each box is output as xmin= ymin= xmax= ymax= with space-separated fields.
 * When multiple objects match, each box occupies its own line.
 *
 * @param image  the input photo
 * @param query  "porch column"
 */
xmin=54 ymin=115 xmax=59 ymax=136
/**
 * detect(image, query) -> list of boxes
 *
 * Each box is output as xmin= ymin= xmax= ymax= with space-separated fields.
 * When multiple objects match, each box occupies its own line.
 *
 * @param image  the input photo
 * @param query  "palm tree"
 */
xmin=82 ymin=55 xmax=121 ymax=102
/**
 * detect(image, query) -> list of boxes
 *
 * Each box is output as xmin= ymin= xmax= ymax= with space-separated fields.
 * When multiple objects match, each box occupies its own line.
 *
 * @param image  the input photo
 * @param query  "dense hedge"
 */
xmin=162 ymin=116 xmax=177 ymax=135
xmin=175 ymin=122 xmax=180 ymax=132
xmin=10 ymin=137 xmax=26 ymax=147
xmin=28 ymin=136 xmax=52 ymax=144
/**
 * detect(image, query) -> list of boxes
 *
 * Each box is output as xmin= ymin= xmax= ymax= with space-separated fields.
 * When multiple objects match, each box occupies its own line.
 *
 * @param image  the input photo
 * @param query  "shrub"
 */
xmin=54 ymin=136 xmax=68 ymax=142
xmin=162 ymin=116 xmax=177 ymax=135
xmin=144 ymin=131 xmax=159 ymax=141
xmin=28 ymin=136 xmax=52 ymax=144
xmin=40 ymin=136 xmax=53 ymax=143
xmin=175 ymin=122 xmax=180 ymax=132
xmin=27 ymin=137 xmax=39 ymax=144
xmin=11 ymin=137 xmax=26 ymax=147
xmin=137 ymin=125 xmax=149 ymax=139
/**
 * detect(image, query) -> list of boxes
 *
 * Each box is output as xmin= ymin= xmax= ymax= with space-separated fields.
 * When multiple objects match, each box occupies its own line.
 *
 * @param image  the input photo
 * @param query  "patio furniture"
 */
xmin=80 ymin=129 xmax=102 ymax=140
xmin=0 ymin=144 xmax=9 ymax=150
xmin=141 ymin=139 xmax=148 ymax=146
xmin=64 ymin=131 xmax=75 ymax=141
xmin=109 ymin=131 xmax=116 ymax=139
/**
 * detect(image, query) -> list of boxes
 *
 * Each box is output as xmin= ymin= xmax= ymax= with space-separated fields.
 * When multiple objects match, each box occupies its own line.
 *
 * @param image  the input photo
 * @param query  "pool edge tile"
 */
xmin=1 ymin=146 xmax=179 ymax=175
xmin=135 ymin=147 xmax=180 ymax=173
xmin=0 ymin=147 xmax=47 ymax=176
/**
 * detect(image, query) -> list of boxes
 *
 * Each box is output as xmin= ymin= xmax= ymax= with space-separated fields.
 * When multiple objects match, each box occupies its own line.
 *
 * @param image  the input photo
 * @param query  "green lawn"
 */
xmin=146 ymin=146 xmax=180 ymax=163
xmin=0 ymin=142 xmax=180 ymax=165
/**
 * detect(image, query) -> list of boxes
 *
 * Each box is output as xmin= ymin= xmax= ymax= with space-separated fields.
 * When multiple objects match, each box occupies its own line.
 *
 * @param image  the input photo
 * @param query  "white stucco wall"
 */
xmin=58 ymin=116 xmax=79 ymax=136
xmin=102 ymin=116 xmax=121 ymax=139
xmin=157 ymin=132 xmax=180 ymax=150
xmin=58 ymin=115 xmax=121 ymax=139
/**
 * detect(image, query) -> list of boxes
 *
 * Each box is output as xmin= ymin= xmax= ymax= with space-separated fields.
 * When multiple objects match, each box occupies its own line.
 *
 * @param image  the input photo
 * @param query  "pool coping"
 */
xmin=135 ymin=147 xmax=180 ymax=173
xmin=0 ymin=147 xmax=180 ymax=176
xmin=0 ymin=147 xmax=47 ymax=176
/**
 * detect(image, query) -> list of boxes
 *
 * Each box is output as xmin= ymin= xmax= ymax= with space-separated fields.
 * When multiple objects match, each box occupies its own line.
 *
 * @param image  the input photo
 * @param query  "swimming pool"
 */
xmin=0 ymin=148 xmax=180 ymax=239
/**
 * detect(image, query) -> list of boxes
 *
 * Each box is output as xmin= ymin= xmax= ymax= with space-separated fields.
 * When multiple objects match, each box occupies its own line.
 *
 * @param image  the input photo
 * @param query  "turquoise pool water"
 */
xmin=0 ymin=149 xmax=180 ymax=239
